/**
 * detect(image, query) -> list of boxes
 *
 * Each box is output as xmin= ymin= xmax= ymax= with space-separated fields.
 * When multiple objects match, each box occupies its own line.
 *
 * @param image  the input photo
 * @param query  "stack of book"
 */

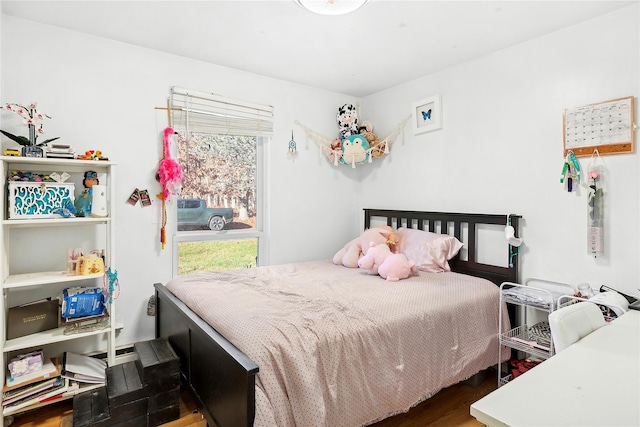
xmin=2 ymin=352 xmax=106 ymax=416
xmin=2 ymin=358 xmax=78 ymax=416
xmin=44 ymin=144 xmax=76 ymax=159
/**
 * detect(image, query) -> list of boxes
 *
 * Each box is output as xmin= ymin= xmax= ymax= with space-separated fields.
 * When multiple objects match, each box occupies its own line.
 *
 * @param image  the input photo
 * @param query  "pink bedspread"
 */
xmin=165 ymin=260 xmax=509 ymax=427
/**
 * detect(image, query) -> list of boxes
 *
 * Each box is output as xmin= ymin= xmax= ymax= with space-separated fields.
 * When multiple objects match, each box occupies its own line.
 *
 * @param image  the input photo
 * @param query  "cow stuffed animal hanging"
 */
xmin=336 ymin=103 xmax=359 ymax=140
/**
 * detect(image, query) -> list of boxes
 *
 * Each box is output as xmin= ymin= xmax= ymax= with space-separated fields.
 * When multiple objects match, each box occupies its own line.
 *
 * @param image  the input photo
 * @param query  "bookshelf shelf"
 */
xmin=0 ymin=156 xmax=117 ymax=422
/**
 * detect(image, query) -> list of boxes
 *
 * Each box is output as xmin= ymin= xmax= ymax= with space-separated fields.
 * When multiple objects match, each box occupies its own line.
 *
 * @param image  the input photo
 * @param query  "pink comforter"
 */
xmin=166 ymin=260 xmax=509 ymax=427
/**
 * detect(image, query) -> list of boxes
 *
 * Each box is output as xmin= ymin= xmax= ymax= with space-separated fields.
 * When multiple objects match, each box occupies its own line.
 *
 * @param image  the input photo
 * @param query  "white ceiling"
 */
xmin=1 ymin=1 xmax=636 ymax=97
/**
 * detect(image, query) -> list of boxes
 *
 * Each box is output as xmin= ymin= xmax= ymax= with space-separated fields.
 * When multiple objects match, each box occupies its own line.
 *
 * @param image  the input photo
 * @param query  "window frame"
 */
xmin=171 ymin=135 xmax=269 ymax=277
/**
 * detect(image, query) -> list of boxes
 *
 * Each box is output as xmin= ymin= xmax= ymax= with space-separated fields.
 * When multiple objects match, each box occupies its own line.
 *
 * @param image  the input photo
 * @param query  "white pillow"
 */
xmin=396 ymin=227 xmax=463 ymax=273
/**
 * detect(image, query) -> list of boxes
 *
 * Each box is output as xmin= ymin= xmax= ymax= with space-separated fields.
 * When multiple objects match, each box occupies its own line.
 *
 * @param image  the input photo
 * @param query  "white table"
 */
xmin=471 ymin=310 xmax=640 ymax=427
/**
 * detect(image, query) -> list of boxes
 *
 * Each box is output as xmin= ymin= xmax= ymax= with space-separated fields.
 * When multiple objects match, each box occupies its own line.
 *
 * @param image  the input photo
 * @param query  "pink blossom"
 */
xmin=588 ymin=170 xmax=600 ymax=180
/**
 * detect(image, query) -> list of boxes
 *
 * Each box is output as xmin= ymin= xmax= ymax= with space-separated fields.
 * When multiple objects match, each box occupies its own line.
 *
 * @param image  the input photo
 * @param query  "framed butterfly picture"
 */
xmin=411 ymin=95 xmax=442 ymax=135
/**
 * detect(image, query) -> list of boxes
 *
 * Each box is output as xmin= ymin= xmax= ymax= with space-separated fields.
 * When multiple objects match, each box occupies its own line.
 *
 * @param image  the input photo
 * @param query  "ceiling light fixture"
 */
xmin=294 ymin=0 xmax=371 ymax=16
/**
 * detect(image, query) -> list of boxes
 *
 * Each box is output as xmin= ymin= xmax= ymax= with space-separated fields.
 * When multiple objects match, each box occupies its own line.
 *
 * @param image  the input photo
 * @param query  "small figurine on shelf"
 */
xmin=77 ymin=149 xmax=108 ymax=161
xmin=74 ymin=171 xmax=99 ymax=217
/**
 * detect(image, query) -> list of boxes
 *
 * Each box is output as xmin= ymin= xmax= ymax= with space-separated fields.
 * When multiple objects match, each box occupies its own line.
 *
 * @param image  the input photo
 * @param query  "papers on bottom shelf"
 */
xmin=2 ymin=377 xmax=78 ymax=416
xmin=61 ymin=352 xmax=106 ymax=384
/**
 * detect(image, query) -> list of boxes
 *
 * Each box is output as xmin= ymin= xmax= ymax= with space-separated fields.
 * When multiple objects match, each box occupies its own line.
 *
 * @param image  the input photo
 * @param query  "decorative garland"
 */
xmin=295 ymin=116 xmax=410 ymax=168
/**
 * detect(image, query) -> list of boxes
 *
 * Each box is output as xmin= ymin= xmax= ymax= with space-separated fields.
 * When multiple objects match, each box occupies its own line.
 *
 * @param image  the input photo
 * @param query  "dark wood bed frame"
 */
xmin=155 ymin=209 xmax=521 ymax=427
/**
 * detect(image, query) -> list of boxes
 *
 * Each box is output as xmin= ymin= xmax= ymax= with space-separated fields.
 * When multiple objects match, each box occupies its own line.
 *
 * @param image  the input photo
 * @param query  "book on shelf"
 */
xmin=39 ymin=382 xmax=80 ymax=404
xmin=61 ymin=352 xmax=106 ymax=384
xmin=3 ymin=377 xmax=73 ymax=416
xmin=4 ymin=358 xmax=62 ymax=392
xmin=2 ymin=377 xmax=59 ymax=406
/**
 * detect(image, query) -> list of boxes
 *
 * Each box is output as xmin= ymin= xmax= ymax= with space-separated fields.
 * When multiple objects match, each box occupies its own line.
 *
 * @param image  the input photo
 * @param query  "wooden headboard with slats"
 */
xmin=364 ymin=208 xmax=521 ymax=286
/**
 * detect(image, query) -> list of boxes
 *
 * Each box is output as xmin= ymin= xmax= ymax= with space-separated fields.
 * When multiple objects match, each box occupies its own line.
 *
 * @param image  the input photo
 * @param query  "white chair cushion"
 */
xmin=548 ymin=302 xmax=606 ymax=353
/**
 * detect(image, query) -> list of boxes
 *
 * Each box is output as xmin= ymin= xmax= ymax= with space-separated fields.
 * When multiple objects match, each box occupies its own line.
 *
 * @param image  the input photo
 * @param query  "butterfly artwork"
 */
xmin=412 ymin=95 xmax=442 ymax=135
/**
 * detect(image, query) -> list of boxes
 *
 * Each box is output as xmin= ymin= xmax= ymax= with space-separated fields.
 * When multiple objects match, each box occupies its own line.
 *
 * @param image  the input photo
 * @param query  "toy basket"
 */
xmin=7 ymin=181 xmax=75 ymax=219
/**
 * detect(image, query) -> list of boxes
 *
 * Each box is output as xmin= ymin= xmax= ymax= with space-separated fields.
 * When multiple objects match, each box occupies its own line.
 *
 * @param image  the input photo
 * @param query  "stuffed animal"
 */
xmin=358 ymin=120 xmax=383 ymax=158
xmin=358 ymin=242 xmax=416 ymax=281
xmin=333 ymin=226 xmax=397 ymax=268
xmin=157 ymin=127 xmax=183 ymax=201
xmin=357 ymin=242 xmax=392 ymax=275
xmin=340 ymin=134 xmax=370 ymax=166
xmin=336 ymin=103 xmax=359 ymax=140
xmin=378 ymin=253 xmax=416 ymax=282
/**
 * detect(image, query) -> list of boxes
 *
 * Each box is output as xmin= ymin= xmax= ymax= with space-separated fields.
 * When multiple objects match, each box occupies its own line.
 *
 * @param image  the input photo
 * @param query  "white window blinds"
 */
xmin=170 ymin=86 xmax=274 ymax=136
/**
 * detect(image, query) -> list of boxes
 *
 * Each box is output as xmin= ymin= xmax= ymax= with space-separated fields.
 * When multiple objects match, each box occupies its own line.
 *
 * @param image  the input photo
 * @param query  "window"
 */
xmin=169 ymin=87 xmax=272 ymax=275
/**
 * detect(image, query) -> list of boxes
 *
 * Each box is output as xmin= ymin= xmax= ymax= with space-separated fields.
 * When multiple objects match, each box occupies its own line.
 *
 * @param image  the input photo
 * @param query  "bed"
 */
xmin=154 ymin=208 xmax=521 ymax=427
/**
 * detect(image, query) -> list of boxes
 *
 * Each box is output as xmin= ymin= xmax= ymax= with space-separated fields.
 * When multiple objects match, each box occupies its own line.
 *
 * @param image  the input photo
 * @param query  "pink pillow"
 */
xmin=396 ymin=227 xmax=463 ymax=273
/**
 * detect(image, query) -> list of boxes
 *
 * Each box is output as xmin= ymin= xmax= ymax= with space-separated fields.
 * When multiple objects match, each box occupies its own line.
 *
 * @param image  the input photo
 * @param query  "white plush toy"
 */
xmin=336 ymin=103 xmax=359 ymax=140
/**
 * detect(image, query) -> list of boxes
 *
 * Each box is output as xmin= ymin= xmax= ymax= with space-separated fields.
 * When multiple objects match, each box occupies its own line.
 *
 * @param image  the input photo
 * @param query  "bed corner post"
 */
xmin=507 ymin=214 xmax=522 ymax=283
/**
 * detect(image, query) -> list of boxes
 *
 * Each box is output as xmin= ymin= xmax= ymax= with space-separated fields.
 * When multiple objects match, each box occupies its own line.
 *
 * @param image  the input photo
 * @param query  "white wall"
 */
xmin=1 ymin=4 xmax=638 ymax=351
xmin=0 ymin=15 xmax=360 ymax=347
xmin=362 ymin=4 xmax=639 ymax=296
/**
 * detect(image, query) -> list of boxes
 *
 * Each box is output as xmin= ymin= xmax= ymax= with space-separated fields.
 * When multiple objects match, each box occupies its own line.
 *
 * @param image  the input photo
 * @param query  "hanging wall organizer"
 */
xmin=295 ymin=116 xmax=410 ymax=168
xmin=586 ymin=149 xmax=605 ymax=257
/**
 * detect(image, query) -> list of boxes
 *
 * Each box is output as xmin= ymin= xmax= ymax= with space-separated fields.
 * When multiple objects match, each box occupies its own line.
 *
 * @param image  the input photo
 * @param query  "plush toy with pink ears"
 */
xmin=358 ymin=242 xmax=416 ymax=281
xmin=358 ymin=242 xmax=393 ymax=275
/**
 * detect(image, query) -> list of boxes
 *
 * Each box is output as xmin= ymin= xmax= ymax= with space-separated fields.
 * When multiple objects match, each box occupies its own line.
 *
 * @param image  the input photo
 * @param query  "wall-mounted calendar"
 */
xmin=563 ymin=96 xmax=635 ymax=157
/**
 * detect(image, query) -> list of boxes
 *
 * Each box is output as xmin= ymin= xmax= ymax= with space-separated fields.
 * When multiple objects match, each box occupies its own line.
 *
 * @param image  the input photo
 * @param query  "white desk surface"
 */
xmin=471 ymin=310 xmax=640 ymax=427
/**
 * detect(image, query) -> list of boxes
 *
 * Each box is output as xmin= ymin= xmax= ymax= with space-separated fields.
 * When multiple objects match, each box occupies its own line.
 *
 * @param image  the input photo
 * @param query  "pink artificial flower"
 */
xmin=28 ymin=103 xmax=37 ymax=109
xmin=37 ymin=127 xmax=45 ymax=134
xmin=588 ymin=170 xmax=600 ymax=180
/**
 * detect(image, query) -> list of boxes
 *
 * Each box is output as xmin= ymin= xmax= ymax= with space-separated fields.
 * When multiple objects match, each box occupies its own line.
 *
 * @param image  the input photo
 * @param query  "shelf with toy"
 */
xmin=3 ymin=323 xmax=113 ymax=354
xmin=3 ymin=271 xmax=104 ymax=289
xmin=2 ymin=217 xmax=110 ymax=228
xmin=0 ymin=156 xmax=114 ymax=169
xmin=0 ymin=116 xmax=118 ymax=423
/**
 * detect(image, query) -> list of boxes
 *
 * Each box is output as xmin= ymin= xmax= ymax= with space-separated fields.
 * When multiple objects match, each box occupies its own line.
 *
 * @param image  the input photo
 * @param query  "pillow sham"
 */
xmin=396 ymin=227 xmax=463 ymax=273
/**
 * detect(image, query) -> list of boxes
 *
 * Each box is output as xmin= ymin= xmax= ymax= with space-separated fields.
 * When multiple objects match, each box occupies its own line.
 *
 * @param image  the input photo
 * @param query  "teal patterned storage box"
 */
xmin=8 ymin=181 xmax=75 ymax=219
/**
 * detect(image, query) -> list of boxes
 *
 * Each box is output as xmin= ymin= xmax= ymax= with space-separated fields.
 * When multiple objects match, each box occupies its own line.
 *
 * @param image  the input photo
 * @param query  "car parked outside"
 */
xmin=177 ymin=199 xmax=233 ymax=231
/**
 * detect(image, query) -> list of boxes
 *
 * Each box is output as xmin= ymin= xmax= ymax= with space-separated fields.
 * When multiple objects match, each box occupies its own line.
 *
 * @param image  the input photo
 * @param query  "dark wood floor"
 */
xmin=8 ymin=373 xmax=495 ymax=427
